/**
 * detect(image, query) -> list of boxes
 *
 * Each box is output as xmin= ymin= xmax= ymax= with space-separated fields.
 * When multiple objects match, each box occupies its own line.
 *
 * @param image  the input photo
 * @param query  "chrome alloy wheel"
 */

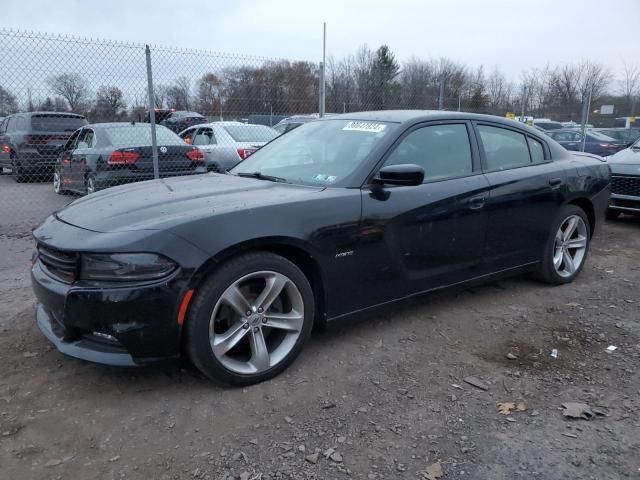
xmin=553 ymin=214 xmax=588 ymax=278
xmin=53 ymin=171 xmax=62 ymax=193
xmin=209 ymin=271 xmax=305 ymax=374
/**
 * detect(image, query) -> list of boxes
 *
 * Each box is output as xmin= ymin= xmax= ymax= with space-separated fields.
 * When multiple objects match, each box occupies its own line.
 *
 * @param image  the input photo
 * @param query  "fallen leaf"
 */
xmin=425 ymin=461 xmax=443 ymax=480
xmin=497 ymin=401 xmax=527 ymax=415
xmin=562 ymin=402 xmax=594 ymax=420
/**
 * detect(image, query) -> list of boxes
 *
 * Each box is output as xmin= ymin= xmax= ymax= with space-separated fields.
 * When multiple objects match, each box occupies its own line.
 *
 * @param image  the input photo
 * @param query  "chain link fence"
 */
xmin=1 ymin=29 xmax=637 ymax=234
xmin=0 ymin=30 xmax=329 ymax=233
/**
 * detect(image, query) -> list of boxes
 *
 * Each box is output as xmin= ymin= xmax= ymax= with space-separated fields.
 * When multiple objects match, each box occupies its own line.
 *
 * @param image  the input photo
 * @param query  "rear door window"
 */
xmin=16 ymin=116 xmax=26 ymax=131
xmin=193 ymin=127 xmax=216 ymax=145
xmin=478 ymin=125 xmax=531 ymax=171
xmin=527 ymin=137 xmax=546 ymax=163
xmin=76 ymin=129 xmax=95 ymax=149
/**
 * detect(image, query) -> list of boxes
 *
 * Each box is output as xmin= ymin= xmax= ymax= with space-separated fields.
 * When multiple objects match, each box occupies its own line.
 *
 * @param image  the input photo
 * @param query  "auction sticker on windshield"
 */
xmin=342 ymin=121 xmax=387 ymax=133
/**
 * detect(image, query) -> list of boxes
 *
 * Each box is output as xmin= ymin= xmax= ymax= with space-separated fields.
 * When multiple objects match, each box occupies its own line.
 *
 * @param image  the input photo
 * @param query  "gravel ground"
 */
xmin=0 ymin=191 xmax=638 ymax=479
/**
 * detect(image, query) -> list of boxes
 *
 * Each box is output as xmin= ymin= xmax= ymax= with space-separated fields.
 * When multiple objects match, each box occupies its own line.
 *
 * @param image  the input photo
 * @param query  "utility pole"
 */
xmin=581 ymin=87 xmax=593 ymax=153
xmin=438 ymin=78 xmax=445 ymax=110
xmin=319 ymin=22 xmax=326 ymax=117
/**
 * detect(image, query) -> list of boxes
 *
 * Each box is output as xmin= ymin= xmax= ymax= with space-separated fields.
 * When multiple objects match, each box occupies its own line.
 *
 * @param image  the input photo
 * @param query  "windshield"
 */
xmin=31 ymin=115 xmax=87 ymax=132
xmin=587 ymin=130 xmax=616 ymax=141
xmin=230 ymin=119 xmax=395 ymax=186
xmin=223 ymin=125 xmax=279 ymax=143
xmin=105 ymin=125 xmax=184 ymax=146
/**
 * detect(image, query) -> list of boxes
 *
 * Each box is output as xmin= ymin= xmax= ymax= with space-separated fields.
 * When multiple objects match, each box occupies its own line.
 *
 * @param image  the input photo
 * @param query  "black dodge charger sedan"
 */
xmin=32 ymin=111 xmax=610 ymax=385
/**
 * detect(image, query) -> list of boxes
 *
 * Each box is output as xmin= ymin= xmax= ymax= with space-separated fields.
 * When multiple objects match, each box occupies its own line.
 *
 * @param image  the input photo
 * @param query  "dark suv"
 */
xmin=0 ymin=112 xmax=88 ymax=182
xmin=159 ymin=111 xmax=206 ymax=133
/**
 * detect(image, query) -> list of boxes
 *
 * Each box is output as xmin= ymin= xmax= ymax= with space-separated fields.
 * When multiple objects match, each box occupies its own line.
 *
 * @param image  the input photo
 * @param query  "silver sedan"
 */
xmin=178 ymin=122 xmax=279 ymax=172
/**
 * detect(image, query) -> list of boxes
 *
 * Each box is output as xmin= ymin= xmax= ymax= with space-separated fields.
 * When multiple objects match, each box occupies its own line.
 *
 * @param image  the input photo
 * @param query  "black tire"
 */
xmin=536 ymin=205 xmax=590 ymax=285
xmin=606 ymin=209 xmax=621 ymax=221
xmin=186 ymin=251 xmax=314 ymax=386
xmin=53 ymin=169 xmax=66 ymax=194
xmin=85 ymin=173 xmax=97 ymax=195
xmin=12 ymin=158 xmax=26 ymax=183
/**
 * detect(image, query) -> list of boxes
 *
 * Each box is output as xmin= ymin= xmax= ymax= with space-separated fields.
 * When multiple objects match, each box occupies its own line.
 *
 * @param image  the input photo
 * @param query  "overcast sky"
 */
xmin=1 ymin=0 xmax=638 ymax=80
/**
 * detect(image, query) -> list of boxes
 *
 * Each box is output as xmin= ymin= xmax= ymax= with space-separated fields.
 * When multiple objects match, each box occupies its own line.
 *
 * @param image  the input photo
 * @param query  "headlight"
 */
xmin=79 ymin=253 xmax=176 ymax=281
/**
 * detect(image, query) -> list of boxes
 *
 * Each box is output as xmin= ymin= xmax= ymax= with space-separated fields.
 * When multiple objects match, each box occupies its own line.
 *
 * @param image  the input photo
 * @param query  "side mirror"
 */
xmin=373 ymin=164 xmax=424 ymax=187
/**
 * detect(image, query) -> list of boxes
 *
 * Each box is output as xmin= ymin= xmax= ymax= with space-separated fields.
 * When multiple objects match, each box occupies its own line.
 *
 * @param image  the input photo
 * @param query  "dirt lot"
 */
xmin=0 ymin=200 xmax=639 ymax=479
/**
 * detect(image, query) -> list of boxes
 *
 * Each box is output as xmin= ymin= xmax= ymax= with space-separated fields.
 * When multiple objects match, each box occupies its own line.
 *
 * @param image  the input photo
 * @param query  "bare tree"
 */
xmin=93 ymin=85 xmax=126 ymax=120
xmin=46 ymin=73 xmax=88 ymax=112
xmin=196 ymin=73 xmax=223 ymax=117
xmin=166 ymin=77 xmax=191 ymax=110
xmin=486 ymin=66 xmax=510 ymax=112
xmin=0 ymin=85 xmax=19 ymax=116
xmin=620 ymin=63 xmax=640 ymax=115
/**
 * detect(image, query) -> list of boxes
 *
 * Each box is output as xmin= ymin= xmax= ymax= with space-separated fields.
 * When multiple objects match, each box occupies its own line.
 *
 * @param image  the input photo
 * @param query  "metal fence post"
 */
xmin=580 ymin=88 xmax=593 ymax=153
xmin=145 ymin=45 xmax=160 ymax=180
xmin=318 ymin=61 xmax=325 ymax=117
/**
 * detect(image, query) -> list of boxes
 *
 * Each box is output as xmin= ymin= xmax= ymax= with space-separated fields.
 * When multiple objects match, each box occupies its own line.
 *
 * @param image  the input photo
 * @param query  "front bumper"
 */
xmin=31 ymin=258 xmax=186 ymax=366
xmin=609 ymin=194 xmax=640 ymax=214
xmin=36 ymin=303 xmax=137 ymax=366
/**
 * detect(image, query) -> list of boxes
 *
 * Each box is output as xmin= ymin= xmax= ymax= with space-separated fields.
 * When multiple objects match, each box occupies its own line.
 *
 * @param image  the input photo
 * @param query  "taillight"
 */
xmin=1 ymin=144 xmax=10 ymax=154
xmin=237 ymin=148 xmax=257 ymax=160
xmin=108 ymin=150 xmax=140 ymax=165
xmin=186 ymin=148 xmax=204 ymax=162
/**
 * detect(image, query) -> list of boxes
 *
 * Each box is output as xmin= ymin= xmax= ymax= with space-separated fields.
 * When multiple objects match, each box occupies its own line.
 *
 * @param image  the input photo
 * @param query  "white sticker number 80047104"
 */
xmin=342 ymin=121 xmax=387 ymax=133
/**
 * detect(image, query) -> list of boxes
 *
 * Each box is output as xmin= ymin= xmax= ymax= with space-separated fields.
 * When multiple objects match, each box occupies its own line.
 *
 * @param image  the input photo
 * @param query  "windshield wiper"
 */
xmin=236 ymin=172 xmax=288 ymax=183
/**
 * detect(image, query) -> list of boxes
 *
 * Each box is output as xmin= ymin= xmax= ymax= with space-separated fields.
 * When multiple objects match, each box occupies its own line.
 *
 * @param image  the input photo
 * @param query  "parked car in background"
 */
xmin=53 ymin=123 xmax=206 ymax=195
xmin=32 ymin=111 xmax=610 ymax=385
xmin=273 ymin=114 xmax=320 ymax=135
xmin=159 ymin=111 xmax=207 ymax=133
xmin=613 ymin=116 xmax=640 ymax=129
xmin=178 ymin=122 xmax=278 ymax=172
xmin=605 ymin=137 xmax=640 ymax=219
xmin=144 ymin=108 xmax=175 ymax=124
xmin=596 ymin=128 xmax=640 ymax=147
xmin=545 ymin=129 xmax=625 ymax=156
xmin=0 ymin=112 xmax=88 ymax=182
xmin=532 ymin=119 xmax=563 ymax=131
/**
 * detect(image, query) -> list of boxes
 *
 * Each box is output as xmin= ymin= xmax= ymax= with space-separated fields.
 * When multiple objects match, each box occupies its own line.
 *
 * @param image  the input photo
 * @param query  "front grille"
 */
xmin=611 ymin=175 xmax=640 ymax=197
xmin=37 ymin=244 xmax=78 ymax=283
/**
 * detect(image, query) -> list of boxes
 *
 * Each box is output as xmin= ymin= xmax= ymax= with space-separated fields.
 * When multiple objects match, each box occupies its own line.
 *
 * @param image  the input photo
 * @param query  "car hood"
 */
xmin=606 ymin=147 xmax=640 ymax=166
xmin=56 ymin=174 xmax=324 ymax=233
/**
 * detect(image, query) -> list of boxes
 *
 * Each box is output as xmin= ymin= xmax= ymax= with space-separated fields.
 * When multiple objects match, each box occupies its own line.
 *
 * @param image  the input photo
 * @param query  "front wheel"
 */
xmin=186 ymin=252 xmax=314 ymax=385
xmin=536 ymin=205 xmax=590 ymax=285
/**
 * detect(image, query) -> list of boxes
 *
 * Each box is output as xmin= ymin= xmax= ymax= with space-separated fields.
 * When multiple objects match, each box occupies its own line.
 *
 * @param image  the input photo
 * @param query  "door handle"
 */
xmin=549 ymin=178 xmax=563 ymax=188
xmin=469 ymin=195 xmax=486 ymax=210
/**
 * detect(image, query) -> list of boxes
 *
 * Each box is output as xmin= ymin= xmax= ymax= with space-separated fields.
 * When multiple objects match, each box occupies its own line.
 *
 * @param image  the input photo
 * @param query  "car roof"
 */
xmin=317 ymin=110 xmax=544 ymax=134
xmin=87 ymin=122 xmax=163 ymax=129
xmin=12 ymin=111 xmax=86 ymax=118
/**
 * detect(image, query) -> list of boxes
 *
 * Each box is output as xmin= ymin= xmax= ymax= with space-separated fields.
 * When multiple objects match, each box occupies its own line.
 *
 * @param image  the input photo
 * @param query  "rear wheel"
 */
xmin=85 ymin=173 xmax=97 ymax=195
xmin=186 ymin=252 xmax=314 ymax=385
xmin=53 ymin=169 xmax=65 ymax=194
xmin=12 ymin=158 xmax=26 ymax=183
xmin=606 ymin=209 xmax=621 ymax=220
xmin=536 ymin=205 xmax=590 ymax=285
